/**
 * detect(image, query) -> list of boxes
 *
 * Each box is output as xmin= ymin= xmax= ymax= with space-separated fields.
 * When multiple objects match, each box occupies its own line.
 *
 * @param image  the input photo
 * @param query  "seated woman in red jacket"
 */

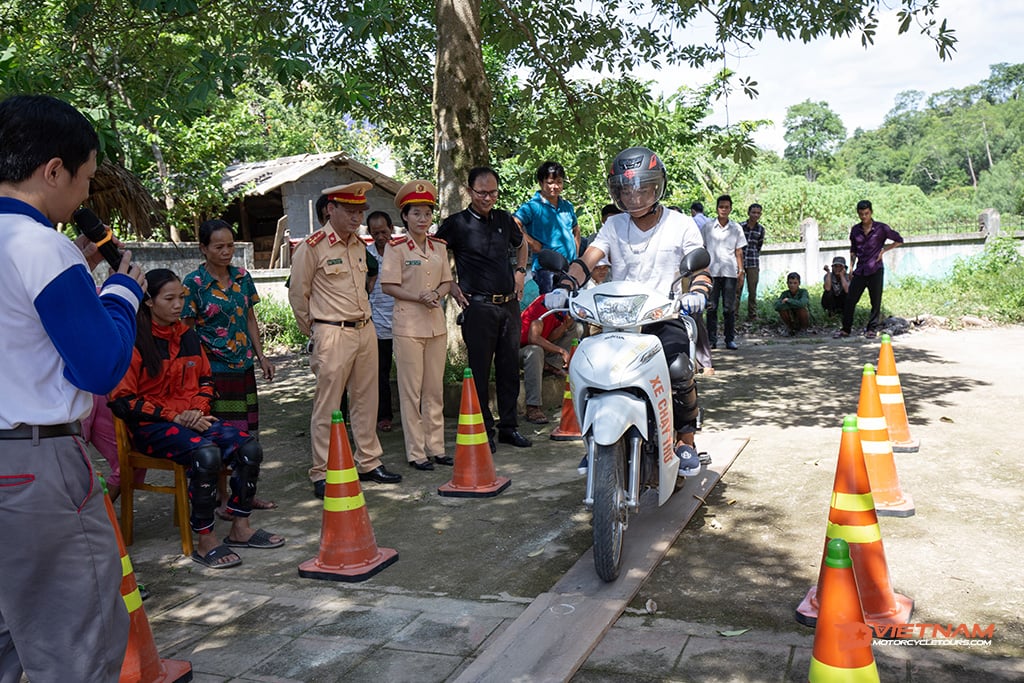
xmin=110 ymin=269 xmax=284 ymax=569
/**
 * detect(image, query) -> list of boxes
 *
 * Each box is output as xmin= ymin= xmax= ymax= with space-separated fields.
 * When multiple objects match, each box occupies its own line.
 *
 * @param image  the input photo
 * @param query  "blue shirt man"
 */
xmin=514 ymin=161 xmax=580 ymax=294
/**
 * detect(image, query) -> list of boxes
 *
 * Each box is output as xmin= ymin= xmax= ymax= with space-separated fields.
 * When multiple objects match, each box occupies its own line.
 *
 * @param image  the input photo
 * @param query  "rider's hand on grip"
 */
xmin=679 ymin=292 xmax=706 ymax=315
xmin=544 ymin=289 xmax=569 ymax=309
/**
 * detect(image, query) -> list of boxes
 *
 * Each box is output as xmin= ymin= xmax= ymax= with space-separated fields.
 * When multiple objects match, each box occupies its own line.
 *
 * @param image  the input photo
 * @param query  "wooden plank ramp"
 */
xmin=453 ymin=433 xmax=748 ymax=683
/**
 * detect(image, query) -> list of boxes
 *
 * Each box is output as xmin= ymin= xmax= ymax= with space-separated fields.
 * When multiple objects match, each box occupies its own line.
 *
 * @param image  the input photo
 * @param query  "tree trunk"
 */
xmin=434 ymin=0 xmax=490 ymax=217
xmin=150 ymin=140 xmax=181 ymax=242
xmin=434 ymin=0 xmax=491 ymax=365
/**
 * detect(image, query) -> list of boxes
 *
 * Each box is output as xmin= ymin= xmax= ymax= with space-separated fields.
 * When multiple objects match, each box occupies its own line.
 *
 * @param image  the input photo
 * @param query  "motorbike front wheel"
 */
xmin=592 ymin=439 xmax=628 ymax=582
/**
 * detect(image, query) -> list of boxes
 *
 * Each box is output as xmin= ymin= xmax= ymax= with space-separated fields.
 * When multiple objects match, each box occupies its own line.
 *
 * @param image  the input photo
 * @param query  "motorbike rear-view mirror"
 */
xmin=536 ymin=249 xmax=569 ymax=273
xmin=679 ymin=247 xmax=710 ymax=277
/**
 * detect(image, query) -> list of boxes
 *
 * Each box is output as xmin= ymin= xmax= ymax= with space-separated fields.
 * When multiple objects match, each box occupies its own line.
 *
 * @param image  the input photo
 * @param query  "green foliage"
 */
xmin=255 ymin=297 xmax=306 ymax=350
xmin=783 ymin=100 xmax=847 ymax=182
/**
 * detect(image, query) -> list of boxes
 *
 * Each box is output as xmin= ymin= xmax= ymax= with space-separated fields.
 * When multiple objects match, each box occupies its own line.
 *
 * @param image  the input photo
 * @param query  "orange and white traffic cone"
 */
xmin=551 ymin=339 xmax=582 ymax=441
xmin=858 ymin=364 xmax=915 ymax=518
xmin=808 ymin=538 xmax=880 ymax=683
xmin=97 ymin=478 xmax=192 ymax=683
xmin=298 ymin=411 xmax=398 ymax=582
xmin=796 ymin=415 xmax=913 ymax=630
xmin=876 ymin=334 xmax=920 ymax=452
xmin=439 ymin=368 xmax=512 ymax=498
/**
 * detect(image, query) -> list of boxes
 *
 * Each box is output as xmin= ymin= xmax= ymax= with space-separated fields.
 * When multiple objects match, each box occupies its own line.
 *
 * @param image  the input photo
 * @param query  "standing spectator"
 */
xmin=689 ymin=201 xmax=708 ymax=232
xmin=834 ymin=200 xmax=904 ymax=339
xmin=0 ymin=93 xmax=145 ymax=681
xmin=381 ymin=180 xmax=453 ymax=471
xmin=774 ymin=272 xmax=810 ymax=335
xmin=289 ymin=182 xmax=402 ymax=499
xmin=519 ymin=291 xmax=581 ymax=424
xmin=183 ymin=219 xmax=278 ymax=517
xmin=821 ymin=256 xmax=850 ymax=317
xmin=737 ymin=203 xmax=766 ymax=320
xmin=703 ymin=195 xmax=747 ymax=350
xmin=514 ymin=161 xmax=580 ymax=294
xmin=438 ymin=167 xmax=532 ymax=451
xmin=366 ymin=210 xmax=397 ymax=432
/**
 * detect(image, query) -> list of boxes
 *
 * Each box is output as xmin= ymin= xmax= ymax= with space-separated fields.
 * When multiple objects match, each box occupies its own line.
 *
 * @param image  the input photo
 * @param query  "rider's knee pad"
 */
xmin=667 ymin=352 xmax=694 ymax=385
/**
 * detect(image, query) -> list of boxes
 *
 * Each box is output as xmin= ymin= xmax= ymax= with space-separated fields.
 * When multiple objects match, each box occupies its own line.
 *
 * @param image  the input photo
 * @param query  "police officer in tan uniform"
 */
xmin=289 ymin=182 xmax=402 ymax=498
xmin=381 ymin=180 xmax=453 ymax=470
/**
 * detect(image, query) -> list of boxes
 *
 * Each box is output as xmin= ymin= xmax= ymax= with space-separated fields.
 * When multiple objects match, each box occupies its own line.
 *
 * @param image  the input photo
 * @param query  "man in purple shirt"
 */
xmin=833 ymin=200 xmax=903 ymax=339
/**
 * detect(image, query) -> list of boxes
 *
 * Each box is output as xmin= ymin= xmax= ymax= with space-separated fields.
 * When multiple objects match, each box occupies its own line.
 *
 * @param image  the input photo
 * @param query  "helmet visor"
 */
xmin=607 ymin=173 xmax=665 ymax=214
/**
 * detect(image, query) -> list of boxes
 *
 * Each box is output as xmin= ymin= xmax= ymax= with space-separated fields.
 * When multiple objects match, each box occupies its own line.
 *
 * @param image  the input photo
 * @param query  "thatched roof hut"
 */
xmin=83 ymin=160 xmax=163 ymax=239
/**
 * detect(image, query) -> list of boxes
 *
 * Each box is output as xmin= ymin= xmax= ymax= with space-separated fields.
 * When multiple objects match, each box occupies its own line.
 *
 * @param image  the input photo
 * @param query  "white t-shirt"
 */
xmin=703 ymin=219 xmax=747 ymax=278
xmin=590 ymin=207 xmax=704 ymax=296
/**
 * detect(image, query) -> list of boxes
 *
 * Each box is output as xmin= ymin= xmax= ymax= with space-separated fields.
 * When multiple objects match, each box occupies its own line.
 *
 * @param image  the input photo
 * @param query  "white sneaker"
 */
xmin=675 ymin=444 xmax=701 ymax=478
xmin=577 ymin=454 xmax=588 ymax=476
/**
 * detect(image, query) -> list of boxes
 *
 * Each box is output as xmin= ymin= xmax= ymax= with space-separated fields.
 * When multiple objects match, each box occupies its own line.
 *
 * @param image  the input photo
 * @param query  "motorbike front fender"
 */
xmin=582 ymin=392 xmax=648 ymax=446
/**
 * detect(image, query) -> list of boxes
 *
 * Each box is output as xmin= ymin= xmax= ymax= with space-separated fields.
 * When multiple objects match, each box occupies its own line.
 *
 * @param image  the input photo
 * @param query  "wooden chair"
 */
xmin=114 ymin=416 xmax=226 ymax=557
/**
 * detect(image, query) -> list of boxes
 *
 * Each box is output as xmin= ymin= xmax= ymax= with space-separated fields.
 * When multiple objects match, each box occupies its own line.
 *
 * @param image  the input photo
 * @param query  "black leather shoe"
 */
xmin=498 ymin=430 xmax=532 ymax=448
xmin=432 ymin=455 xmax=454 ymax=466
xmin=358 ymin=465 xmax=403 ymax=484
xmin=312 ymin=480 xmax=326 ymax=499
xmin=409 ymin=459 xmax=434 ymax=471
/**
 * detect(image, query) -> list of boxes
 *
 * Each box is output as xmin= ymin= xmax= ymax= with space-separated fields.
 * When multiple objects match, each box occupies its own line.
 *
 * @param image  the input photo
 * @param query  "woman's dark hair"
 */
xmin=136 ymin=269 xmax=181 ymax=378
xmin=198 ymin=219 xmax=234 ymax=246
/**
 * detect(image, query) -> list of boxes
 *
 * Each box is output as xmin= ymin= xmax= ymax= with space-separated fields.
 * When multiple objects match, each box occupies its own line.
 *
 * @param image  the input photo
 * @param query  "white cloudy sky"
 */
xmin=628 ymin=0 xmax=1024 ymax=153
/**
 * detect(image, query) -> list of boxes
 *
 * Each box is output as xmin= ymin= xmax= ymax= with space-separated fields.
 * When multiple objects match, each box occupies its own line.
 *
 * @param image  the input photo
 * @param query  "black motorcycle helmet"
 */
xmin=606 ymin=146 xmax=666 ymax=216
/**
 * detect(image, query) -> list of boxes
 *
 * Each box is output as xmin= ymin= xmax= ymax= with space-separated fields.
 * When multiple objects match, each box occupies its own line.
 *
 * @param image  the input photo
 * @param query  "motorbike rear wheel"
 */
xmin=592 ymin=439 xmax=628 ymax=582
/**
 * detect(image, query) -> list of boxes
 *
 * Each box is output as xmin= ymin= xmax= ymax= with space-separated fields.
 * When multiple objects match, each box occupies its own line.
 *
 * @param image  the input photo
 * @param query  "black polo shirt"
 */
xmin=436 ymin=206 xmax=524 ymax=295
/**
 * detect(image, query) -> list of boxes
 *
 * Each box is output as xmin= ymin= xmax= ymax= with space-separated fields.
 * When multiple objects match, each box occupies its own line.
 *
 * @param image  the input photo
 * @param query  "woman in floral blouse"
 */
xmin=183 ymin=219 xmax=276 ymax=514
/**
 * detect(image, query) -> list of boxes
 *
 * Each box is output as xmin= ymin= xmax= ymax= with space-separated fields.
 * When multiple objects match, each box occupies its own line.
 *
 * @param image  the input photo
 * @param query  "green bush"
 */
xmin=255 ymin=297 xmax=307 ymax=350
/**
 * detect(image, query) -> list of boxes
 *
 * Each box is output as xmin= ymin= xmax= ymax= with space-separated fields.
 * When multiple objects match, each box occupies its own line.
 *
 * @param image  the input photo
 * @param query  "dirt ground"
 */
xmin=121 ymin=323 xmax=1024 ymax=673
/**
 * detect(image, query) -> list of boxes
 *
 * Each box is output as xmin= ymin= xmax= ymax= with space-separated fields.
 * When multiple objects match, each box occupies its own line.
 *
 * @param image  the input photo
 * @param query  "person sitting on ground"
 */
xmin=821 ymin=256 xmax=850 ymax=317
xmin=774 ymin=272 xmax=810 ymax=335
xmin=110 ymin=269 xmax=285 ymax=569
xmin=519 ymin=291 xmax=582 ymax=424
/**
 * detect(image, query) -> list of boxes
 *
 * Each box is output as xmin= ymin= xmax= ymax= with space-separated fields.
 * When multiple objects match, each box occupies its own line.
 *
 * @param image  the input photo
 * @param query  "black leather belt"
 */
xmin=313 ymin=318 xmax=370 ymax=329
xmin=0 ymin=422 xmax=82 ymax=440
xmin=468 ymin=293 xmax=515 ymax=305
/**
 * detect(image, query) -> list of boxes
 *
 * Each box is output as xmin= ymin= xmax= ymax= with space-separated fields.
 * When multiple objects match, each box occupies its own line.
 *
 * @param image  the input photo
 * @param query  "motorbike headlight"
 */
xmin=638 ymin=302 xmax=675 ymax=325
xmin=594 ymin=294 xmax=647 ymax=326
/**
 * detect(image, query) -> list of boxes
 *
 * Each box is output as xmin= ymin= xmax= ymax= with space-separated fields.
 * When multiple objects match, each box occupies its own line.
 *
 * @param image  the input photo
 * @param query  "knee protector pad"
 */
xmin=667 ymin=352 xmax=694 ymax=385
xmin=190 ymin=444 xmax=222 ymax=482
xmin=233 ymin=439 xmax=263 ymax=481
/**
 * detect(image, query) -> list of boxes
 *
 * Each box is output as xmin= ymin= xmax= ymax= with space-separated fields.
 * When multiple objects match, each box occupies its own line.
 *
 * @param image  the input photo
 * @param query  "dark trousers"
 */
xmin=377 ymin=338 xmax=394 ymax=422
xmin=461 ymin=299 xmax=521 ymax=435
xmin=706 ymin=276 xmax=738 ymax=344
xmin=842 ymin=268 xmax=884 ymax=333
xmin=645 ymin=318 xmax=700 ymax=433
xmin=821 ymin=290 xmax=846 ymax=316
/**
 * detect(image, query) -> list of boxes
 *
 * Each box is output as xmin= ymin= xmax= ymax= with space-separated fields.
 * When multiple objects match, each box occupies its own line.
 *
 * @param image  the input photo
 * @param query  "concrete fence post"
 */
xmin=800 ymin=217 xmax=820 ymax=281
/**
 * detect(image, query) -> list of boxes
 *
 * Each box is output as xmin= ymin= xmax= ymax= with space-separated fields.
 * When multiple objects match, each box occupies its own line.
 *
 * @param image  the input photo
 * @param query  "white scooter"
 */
xmin=538 ymin=247 xmax=711 ymax=582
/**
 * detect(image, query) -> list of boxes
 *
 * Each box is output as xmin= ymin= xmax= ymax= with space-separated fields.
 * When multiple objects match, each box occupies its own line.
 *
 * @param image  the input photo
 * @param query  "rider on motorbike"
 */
xmin=558 ymin=146 xmax=712 ymax=474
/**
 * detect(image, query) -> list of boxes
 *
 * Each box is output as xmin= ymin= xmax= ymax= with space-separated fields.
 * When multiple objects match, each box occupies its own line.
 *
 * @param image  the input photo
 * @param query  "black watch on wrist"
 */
xmin=515 ymin=267 xmax=526 ymax=274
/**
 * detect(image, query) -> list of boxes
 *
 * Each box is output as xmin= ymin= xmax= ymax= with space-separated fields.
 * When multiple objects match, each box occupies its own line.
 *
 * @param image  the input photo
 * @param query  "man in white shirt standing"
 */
xmin=703 ymin=194 xmax=747 ymax=350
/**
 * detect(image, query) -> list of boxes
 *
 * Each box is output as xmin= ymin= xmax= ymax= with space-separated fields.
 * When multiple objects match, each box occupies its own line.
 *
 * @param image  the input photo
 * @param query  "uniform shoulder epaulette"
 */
xmin=427 ymin=235 xmax=447 ymax=245
xmin=388 ymin=236 xmax=408 ymax=247
xmin=305 ymin=230 xmax=326 ymax=247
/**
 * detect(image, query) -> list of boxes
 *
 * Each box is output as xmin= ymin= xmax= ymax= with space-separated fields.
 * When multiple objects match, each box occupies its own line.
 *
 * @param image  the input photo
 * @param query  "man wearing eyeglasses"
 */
xmin=437 ymin=167 xmax=533 ymax=451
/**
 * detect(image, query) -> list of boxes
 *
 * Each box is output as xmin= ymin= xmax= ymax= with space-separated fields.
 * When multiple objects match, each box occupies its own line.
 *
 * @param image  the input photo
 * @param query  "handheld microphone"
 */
xmin=72 ymin=208 xmax=123 ymax=270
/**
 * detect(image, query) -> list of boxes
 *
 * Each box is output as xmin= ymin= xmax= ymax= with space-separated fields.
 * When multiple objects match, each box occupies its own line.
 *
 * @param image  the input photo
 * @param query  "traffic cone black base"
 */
xmin=298 ymin=548 xmax=398 ymax=583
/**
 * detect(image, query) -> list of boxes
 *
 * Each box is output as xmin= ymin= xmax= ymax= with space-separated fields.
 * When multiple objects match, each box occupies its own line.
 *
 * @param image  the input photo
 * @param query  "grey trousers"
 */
xmin=520 ymin=334 xmax=575 ymax=407
xmin=0 ymin=435 xmax=128 ymax=683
